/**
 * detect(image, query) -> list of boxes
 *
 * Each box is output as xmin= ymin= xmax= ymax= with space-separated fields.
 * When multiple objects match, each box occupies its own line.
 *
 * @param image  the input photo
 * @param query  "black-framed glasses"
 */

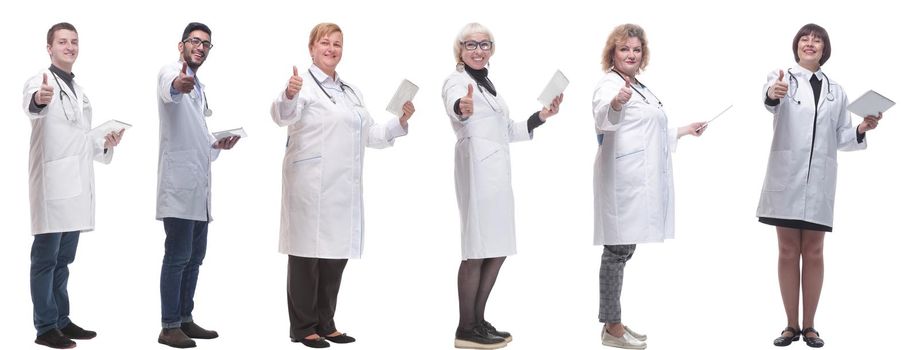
xmin=463 ymin=40 xmax=492 ymax=51
xmin=183 ymin=37 xmax=213 ymax=50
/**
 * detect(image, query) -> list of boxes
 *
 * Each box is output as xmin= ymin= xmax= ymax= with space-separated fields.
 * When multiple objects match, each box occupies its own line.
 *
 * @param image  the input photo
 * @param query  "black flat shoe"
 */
xmin=60 ymin=322 xmax=97 ymax=340
xmin=802 ymin=327 xmax=824 ymax=348
xmin=324 ymin=333 xmax=356 ymax=344
xmin=35 ymin=329 xmax=76 ymax=349
xmin=773 ymin=326 xmax=800 ymax=347
xmin=294 ymin=336 xmax=330 ymax=348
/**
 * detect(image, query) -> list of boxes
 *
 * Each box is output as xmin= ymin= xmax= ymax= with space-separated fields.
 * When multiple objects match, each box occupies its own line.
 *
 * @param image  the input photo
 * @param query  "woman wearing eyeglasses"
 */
xmin=441 ymin=22 xmax=563 ymax=349
xmin=759 ymin=23 xmax=881 ymax=349
xmin=592 ymin=24 xmax=705 ymax=349
xmin=270 ymin=22 xmax=415 ymax=349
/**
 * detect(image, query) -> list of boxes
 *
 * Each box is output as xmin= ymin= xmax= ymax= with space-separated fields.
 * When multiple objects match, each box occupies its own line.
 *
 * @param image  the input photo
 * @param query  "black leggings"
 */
xmin=457 ymin=256 xmax=506 ymax=330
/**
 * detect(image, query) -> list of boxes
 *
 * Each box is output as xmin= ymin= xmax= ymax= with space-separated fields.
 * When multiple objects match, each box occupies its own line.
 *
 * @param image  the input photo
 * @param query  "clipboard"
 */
xmin=88 ymin=119 xmax=132 ymax=140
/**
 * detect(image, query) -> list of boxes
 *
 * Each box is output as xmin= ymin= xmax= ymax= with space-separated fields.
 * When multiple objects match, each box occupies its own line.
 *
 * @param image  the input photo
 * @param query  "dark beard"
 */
xmin=182 ymin=49 xmax=204 ymax=70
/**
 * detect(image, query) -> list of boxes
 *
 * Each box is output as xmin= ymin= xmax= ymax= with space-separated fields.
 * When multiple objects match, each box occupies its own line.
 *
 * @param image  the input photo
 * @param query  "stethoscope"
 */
xmin=308 ymin=69 xmax=363 ymax=107
xmin=202 ymin=90 xmax=212 ymax=117
xmin=787 ymin=68 xmax=835 ymax=105
xmin=610 ymin=69 xmax=663 ymax=108
xmin=50 ymin=72 xmax=77 ymax=121
xmin=475 ymin=81 xmax=503 ymax=113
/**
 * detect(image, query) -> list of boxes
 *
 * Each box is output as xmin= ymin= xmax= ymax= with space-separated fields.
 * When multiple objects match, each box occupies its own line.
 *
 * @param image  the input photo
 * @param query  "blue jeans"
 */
xmin=30 ymin=231 xmax=80 ymax=336
xmin=160 ymin=218 xmax=208 ymax=329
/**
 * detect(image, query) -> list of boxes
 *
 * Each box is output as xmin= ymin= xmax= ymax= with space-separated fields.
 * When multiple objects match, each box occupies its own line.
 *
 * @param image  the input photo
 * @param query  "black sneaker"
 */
xmin=481 ymin=320 xmax=512 ymax=342
xmin=181 ymin=321 xmax=218 ymax=339
xmin=61 ymin=322 xmax=97 ymax=340
xmin=455 ymin=325 xmax=506 ymax=349
xmin=35 ymin=329 xmax=76 ymax=349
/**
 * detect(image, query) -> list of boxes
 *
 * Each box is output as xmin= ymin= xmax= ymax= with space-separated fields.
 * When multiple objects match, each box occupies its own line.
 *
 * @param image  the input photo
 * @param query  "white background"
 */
xmin=1 ymin=0 xmax=915 ymax=349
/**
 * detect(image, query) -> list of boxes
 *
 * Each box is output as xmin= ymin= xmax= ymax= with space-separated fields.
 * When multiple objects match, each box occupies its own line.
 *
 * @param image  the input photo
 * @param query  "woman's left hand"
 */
xmin=400 ymin=100 xmax=415 ymax=127
xmin=857 ymin=112 xmax=882 ymax=133
xmin=538 ymin=93 xmax=564 ymax=121
xmin=678 ymin=122 xmax=707 ymax=138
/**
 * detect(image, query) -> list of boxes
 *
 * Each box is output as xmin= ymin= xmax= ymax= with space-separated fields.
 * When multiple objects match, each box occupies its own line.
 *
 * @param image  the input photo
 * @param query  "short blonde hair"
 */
xmin=601 ymin=24 xmax=649 ymax=72
xmin=453 ymin=22 xmax=495 ymax=64
xmin=309 ymin=22 xmax=342 ymax=51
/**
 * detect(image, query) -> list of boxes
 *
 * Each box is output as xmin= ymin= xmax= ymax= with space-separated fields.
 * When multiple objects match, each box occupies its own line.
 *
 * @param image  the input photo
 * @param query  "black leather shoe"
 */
xmin=158 ymin=328 xmax=196 ymax=348
xmin=323 ymin=333 xmax=356 ymax=344
xmin=481 ymin=320 xmax=512 ymax=342
xmin=455 ymin=325 xmax=506 ymax=349
xmin=35 ymin=329 xmax=76 ymax=349
xmin=294 ymin=336 xmax=330 ymax=348
xmin=802 ymin=327 xmax=824 ymax=348
xmin=61 ymin=322 xmax=97 ymax=340
xmin=181 ymin=321 xmax=218 ymax=339
xmin=773 ymin=326 xmax=800 ymax=347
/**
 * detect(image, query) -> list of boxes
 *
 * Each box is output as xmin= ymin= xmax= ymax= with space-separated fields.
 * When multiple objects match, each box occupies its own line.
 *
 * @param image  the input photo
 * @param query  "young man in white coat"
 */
xmin=24 ymin=22 xmax=125 ymax=349
xmin=155 ymin=22 xmax=240 ymax=349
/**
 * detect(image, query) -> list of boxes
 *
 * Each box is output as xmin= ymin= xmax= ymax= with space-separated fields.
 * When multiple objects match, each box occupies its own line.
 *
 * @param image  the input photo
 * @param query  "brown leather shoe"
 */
xmin=60 ymin=322 xmax=97 ymax=340
xmin=158 ymin=328 xmax=196 ymax=348
xmin=181 ymin=321 xmax=218 ymax=339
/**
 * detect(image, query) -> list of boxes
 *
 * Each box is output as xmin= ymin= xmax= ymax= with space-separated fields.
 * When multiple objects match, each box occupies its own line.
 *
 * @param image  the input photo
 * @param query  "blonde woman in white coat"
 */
xmin=442 ymin=23 xmax=563 ymax=349
xmin=271 ymin=23 xmax=414 ymax=348
xmin=592 ymin=24 xmax=705 ymax=349
xmin=24 ymin=22 xmax=123 ymax=349
xmin=760 ymin=23 xmax=881 ymax=349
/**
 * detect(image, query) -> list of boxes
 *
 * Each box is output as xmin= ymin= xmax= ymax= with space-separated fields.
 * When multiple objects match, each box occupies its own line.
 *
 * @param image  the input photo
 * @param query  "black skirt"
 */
xmin=758 ymin=217 xmax=832 ymax=232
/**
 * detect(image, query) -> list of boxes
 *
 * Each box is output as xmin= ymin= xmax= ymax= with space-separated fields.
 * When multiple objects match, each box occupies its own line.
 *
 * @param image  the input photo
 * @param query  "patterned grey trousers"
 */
xmin=599 ymin=244 xmax=636 ymax=323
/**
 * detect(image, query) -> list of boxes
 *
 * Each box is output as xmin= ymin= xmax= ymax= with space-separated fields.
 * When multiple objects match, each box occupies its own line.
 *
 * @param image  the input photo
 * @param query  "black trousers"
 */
xmin=287 ymin=255 xmax=348 ymax=340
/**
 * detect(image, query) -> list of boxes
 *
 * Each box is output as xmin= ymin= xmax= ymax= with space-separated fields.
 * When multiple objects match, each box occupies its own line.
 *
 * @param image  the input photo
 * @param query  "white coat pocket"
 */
xmin=163 ymin=150 xmax=202 ymax=191
xmin=764 ymin=150 xmax=791 ymax=191
xmin=614 ymin=149 xmax=646 ymax=189
xmin=43 ymin=155 xmax=82 ymax=200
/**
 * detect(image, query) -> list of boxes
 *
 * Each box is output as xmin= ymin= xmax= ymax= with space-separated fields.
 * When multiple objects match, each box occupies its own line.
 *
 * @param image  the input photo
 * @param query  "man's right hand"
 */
xmin=286 ymin=66 xmax=303 ymax=100
xmin=172 ymin=62 xmax=195 ymax=94
xmin=34 ymin=73 xmax=54 ymax=106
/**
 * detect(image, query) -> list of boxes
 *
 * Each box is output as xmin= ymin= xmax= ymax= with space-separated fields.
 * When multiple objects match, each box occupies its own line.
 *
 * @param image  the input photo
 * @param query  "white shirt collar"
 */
xmin=309 ymin=64 xmax=341 ymax=85
xmin=793 ymin=64 xmax=824 ymax=82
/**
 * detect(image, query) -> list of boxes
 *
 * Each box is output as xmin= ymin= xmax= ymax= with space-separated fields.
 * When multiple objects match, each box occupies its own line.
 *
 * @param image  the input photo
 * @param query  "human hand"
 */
xmin=212 ymin=135 xmax=241 ymax=150
xmin=400 ymin=100 xmax=415 ymax=127
xmin=104 ymin=129 xmax=125 ymax=149
xmin=857 ymin=112 xmax=882 ymax=133
xmin=34 ymin=73 xmax=54 ymax=105
xmin=611 ymin=76 xmax=632 ymax=111
xmin=172 ymin=62 xmax=195 ymax=94
xmin=286 ymin=66 xmax=303 ymax=100
xmin=459 ymin=84 xmax=474 ymax=117
xmin=538 ymin=93 xmax=564 ymax=121
xmin=767 ymin=69 xmax=788 ymax=100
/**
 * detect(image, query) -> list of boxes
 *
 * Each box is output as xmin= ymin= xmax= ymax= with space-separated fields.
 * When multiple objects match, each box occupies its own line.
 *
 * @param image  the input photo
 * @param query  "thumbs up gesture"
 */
xmin=286 ymin=66 xmax=303 ymax=100
xmin=34 ymin=73 xmax=54 ymax=106
xmin=459 ymin=84 xmax=475 ymax=117
xmin=767 ymin=69 xmax=788 ymax=100
xmin=611 ymin=76 xmax=633 ymax=111
xmin=172 ymin=62 xmax=195 ymax=94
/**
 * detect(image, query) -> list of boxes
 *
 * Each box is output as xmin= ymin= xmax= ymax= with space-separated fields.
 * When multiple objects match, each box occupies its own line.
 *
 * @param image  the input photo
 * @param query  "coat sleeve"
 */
xmin=593 ymin=76 xmax=625 ymax=132
xmin=93 ymin=137 xmax=114 ymax=164
xmin=271 ymin=84 xmax=316 ymax=127
xmin=22 ymin=72 xmax=49 ymax=120
xmin=763 ymin=70 xmax=782 ymax=114
xmin=362 ymin=88 xmax=408 ymax=149
xmin=507 ymin=115 xmax=531 ymax=143
xmin=834 ymin=88 xmax=866 ymax=152
xmin=442 ymin=73 xmax=470 ymax=124
xmin=158 ymin=64 xmax=182 ymax=104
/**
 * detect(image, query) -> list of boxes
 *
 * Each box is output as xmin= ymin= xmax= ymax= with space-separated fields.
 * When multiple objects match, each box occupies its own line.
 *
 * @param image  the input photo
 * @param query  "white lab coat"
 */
xmin=756 ymin=65 xmax=865 ymax=228
xmin=592 ymin=72 xmax=679 ymax=245
xmin=156 ymin=61 xmax=220 ymax=222
xmin=22 ymin=69 xmax=113 ymax=235
xmin=271 ymin=65 xmax=407 ymax=259
xmin=442 ymin=70 xmax=531 ymax=259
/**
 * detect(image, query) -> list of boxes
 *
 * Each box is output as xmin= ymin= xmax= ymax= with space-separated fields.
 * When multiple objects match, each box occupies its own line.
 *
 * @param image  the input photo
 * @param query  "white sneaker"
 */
xmin=624 ymin=325 xmax=647 ymax=341
xmin=601 ymin=328 xmax=647 ymax=349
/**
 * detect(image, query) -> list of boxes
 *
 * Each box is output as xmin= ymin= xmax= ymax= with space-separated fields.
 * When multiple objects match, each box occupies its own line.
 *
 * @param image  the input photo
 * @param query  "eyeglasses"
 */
xmin=183 ymin=37 xmax=213 ymax=50
xmin=463 ymin=40 xmax=493 ymax=51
